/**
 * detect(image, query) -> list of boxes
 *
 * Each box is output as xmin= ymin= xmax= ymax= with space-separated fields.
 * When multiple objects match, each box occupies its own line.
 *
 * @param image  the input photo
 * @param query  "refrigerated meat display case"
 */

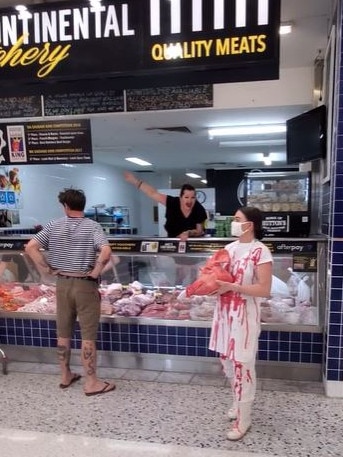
xmin=0 ymin=236 xmax=326 ymax=381
xmin=0 ymin=236 xmax=325 ymax=325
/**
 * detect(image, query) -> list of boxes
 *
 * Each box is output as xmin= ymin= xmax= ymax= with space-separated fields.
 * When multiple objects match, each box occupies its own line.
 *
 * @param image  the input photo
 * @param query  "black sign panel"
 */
xmin=0 ymin=96 xmax=42 ymax=118
xmin=262 ymin=215 xmax=290 ymax=235
xmin=264 ymin=241 xmax=317 ymax=254
xmin=44 ymin=90 xmax=125 ymax=116
xmin=187 ymin=240 xmax=228 ymax=253
xmin=293 ymin=253 xmax=318 ymax=272
xmin=0 ymin=119 xmax=92 ymax=165
xmin=108 ymin=238 xmax=319 ymax=255
xmin=109 ymin=239 xmax=186 ymax=254
xmin=0 ymin=239 xmax=28 ymax=250
xmin=126 ymin=85 xmax=213 ymax=111
xmin=0 ymin=0 xmax=280 ymax=94
xmin=108 ymin=239 xmax=142 ymax=252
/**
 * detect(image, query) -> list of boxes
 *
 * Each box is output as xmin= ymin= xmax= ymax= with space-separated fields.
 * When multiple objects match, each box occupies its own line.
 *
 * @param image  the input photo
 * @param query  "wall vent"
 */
xmin=146 ymin=126 xmax=192 ymax=133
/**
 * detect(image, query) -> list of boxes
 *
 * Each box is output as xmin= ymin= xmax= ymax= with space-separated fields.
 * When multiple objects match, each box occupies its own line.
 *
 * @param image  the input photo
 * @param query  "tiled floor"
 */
xmin=0 ymin=361 xmax=341 ymax=457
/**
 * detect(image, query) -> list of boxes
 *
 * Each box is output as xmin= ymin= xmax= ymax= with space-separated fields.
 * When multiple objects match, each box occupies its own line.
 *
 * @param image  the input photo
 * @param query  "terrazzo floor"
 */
xmin=0 ymin=361 xmax=342 ymax=457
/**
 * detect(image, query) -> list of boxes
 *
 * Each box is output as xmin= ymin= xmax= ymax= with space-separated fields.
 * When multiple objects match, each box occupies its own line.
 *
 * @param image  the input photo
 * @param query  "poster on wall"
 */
xmin=0 ymin=209 xmax=20 ymax=227
xmin=0 ymin=209 xmax=12 ymax=227
xmin=0 ymin=166 xmax=23 ymax=217
xmin=0 ymin=119 xmax=92 ymax=165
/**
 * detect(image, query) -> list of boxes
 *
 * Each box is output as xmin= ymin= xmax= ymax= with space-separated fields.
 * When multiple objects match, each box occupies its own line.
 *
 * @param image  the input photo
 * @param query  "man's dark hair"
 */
xmin=179 ymin=183 xmax=196 ymax=197
xmin=58 ymin=188 xmax=86 ymax=211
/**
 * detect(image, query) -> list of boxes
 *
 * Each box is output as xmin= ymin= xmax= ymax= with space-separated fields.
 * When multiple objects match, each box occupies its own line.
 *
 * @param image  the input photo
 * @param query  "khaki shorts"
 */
xmin=56 ymin=277 xmax=101 ymax=341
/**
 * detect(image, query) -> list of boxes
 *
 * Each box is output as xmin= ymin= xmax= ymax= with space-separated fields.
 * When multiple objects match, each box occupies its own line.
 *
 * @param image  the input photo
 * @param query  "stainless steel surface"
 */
xmin=318 ymin=241 xmax=328 ymax=326
xmin=256 ymin=360 xmax=322 ymax=382
xmin=309 ymin=159 xmax=322 ymax=234
xmin=0 ymin=347 xmax=8 ymax=375
xmin=245 ymin=171 xmax=310 ymax=179
xmin=262 ymin=324 xmax=322 ymax=332
xmin=2 ymin=345 xmax=322 ymax=381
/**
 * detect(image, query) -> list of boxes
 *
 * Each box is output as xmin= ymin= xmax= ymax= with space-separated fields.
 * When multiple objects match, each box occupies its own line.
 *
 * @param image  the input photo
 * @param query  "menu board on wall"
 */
xmin=0 ymin=96 xmax=42 ymax=118
xmin=44 ymin=90 xmax=125 ymax=116
xmin=0 ymin=119 xmax=92 ymax=165
xmin=126 ymin=85 xmax=213 ymax=111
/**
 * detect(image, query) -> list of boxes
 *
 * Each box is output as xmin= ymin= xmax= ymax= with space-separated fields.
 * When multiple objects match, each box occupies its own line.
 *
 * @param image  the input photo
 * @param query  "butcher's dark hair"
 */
xmin=179 ymin=184 xmax=196 ymax=197
xmin=239 ymin=206 xmax=264 ymax=240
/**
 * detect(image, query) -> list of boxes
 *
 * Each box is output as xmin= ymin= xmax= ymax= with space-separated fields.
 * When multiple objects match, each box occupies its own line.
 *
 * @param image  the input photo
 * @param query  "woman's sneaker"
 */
xmin=227 ymin=401 xmax=252 ymax=441
xmin=227 ymin=421 xmax=251 ymax=441
xmin=227 ymin=406 xmax=238 ymax=420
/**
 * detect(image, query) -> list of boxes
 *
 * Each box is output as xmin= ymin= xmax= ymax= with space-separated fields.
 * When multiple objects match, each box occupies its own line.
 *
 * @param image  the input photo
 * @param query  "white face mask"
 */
xmin=231 ymin=221 xmax=249 ymax=237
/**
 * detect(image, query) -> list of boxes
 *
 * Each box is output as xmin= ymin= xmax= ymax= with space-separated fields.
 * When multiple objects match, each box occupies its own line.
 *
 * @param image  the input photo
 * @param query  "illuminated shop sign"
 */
xmin=0 ymin=0 xmax=280 ymax=93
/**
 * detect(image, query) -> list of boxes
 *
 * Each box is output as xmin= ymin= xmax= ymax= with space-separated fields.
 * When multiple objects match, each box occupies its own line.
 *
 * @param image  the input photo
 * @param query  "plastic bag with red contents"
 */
xmin=184 ymin=248 xmax=234 ymax=297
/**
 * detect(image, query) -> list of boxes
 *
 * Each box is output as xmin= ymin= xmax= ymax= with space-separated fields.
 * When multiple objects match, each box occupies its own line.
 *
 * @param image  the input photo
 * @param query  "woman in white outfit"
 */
xmin=209 ymin=206 xmax=273 ymax=441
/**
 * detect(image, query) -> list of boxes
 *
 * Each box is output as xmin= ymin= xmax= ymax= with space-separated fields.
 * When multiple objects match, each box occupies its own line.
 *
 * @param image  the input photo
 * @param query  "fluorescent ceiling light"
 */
xmin=280 ymin=23 xmax=293 ymax=35
xmin=209 ymin=125 xmax=286 ymax=137
xmin=201 ymin=179 xmax=207 ymax=184
xmin=219 ymin=139 xmax=286 ymax=147
xmin=186 ymin=173 xmax=201 ymax=179
xmin=125 ymin=157 xmax=152 ymax=166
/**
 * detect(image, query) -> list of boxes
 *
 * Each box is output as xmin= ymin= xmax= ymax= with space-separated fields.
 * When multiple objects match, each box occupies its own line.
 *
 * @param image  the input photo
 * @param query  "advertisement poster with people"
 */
xmin=7 ymin=125 xmax=27 ymax=163
xmin=0 ymin=166 xmax=22 ymax=227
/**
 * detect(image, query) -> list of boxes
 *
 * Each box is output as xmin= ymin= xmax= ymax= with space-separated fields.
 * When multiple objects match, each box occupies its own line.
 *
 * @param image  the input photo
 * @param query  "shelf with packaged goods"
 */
xmin=245 ymin=171 xmax=310 ymax=216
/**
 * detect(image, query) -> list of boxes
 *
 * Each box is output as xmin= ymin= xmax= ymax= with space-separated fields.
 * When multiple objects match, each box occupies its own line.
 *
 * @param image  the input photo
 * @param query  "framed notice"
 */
xmin=7 ymin=125 xmax=27 ymax=163
xmin=0 ymin=119 xmax=92 ymax=165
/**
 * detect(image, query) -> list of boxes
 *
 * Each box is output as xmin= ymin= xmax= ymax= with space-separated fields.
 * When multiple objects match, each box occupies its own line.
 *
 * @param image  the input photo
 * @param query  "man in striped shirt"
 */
xmin=25 ymin=188 xmax=115 ymax=396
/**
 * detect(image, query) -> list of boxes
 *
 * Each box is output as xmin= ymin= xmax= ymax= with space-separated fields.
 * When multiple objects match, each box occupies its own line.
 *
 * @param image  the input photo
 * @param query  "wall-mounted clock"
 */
xmin=196 ymin=190 xmax=206 ymax=204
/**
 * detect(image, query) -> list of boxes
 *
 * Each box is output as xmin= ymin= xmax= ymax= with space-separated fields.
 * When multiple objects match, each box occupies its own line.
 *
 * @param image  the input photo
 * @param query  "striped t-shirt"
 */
xmin=33 ymin=216 xmax=109 ymax=274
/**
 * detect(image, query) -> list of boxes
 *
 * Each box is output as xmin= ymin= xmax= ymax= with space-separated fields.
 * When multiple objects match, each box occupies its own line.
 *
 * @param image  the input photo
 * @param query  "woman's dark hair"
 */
xmin=179 ymin=183 xmax=196 ymax=197
xmin=58 ymin=188 xmax=86 ymax=211
xmin=239 ymin=206 xmax=264 ymax=240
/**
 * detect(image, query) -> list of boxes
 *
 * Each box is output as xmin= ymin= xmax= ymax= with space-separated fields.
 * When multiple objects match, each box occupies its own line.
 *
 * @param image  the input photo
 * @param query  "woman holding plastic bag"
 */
xmin=186 ymin=206 xmax=273 ymax=441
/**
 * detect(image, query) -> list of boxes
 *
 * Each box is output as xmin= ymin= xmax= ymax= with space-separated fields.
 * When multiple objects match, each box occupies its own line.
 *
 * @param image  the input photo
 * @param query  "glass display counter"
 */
xmin=0 ymin=236 xmax=326 ymax=380
xmin=0 ymin=236 xmax=326 ymax=328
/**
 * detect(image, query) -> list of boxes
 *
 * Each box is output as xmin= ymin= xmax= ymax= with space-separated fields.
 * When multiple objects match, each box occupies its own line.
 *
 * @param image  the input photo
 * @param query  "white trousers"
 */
xmin=221 ymin=356 xmax=257 ymax=404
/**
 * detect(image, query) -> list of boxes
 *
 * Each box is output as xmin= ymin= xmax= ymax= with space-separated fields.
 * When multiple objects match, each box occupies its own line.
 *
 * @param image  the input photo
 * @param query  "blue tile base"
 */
xmin=0 ymin=317 xmax=323 ymax=366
